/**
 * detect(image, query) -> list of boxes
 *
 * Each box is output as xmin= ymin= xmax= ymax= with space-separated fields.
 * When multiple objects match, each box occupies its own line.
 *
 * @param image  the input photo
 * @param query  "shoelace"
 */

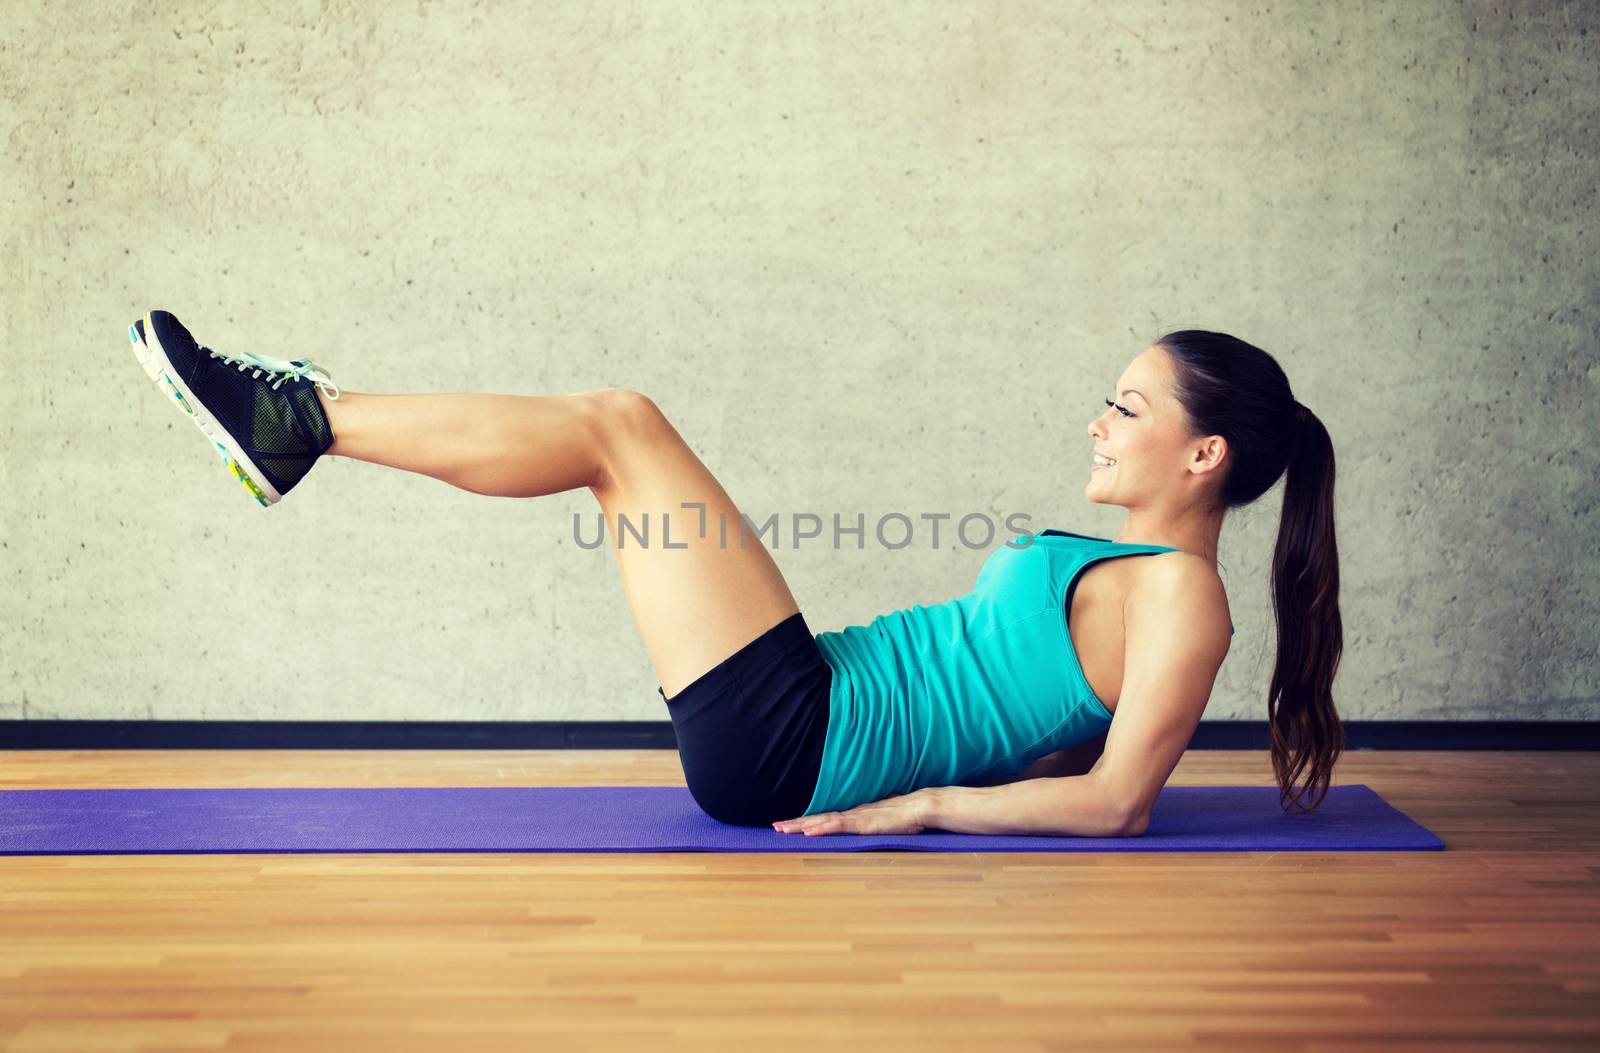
xmin=203 ymin=346 xmax=343 ymax=402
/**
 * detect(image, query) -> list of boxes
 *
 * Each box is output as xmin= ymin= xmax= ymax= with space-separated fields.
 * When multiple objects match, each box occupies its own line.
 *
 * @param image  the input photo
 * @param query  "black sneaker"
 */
xmin=128 ymin=309 xmax=343 ymax=507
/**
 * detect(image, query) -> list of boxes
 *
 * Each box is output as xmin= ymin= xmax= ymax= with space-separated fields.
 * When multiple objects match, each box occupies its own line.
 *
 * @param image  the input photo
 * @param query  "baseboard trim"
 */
xmin=0 ymin=720 xmax=1596 ymax=750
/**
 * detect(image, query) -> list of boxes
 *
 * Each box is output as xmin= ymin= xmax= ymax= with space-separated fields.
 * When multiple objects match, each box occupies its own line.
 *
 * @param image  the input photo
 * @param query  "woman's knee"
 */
xmin=584 ymin=387 xmax=665 ymax=429
xmin=582 ymin=388 xmax=672 ymax=493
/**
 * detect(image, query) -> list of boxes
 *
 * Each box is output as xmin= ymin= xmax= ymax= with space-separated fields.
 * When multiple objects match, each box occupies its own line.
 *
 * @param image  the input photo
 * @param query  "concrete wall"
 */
xmin=4 ymin=1 xmax=1596 ymax=723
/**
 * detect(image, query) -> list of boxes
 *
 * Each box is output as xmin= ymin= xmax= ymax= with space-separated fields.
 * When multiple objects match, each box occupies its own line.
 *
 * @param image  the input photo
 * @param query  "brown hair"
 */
xmin=1155 ymin=329 xmax=1345 ymax=813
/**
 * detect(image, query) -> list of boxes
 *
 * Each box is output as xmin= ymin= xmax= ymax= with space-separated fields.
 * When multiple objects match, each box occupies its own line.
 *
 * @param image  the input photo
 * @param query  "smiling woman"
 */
xmin=129 ymin=308 xmax=1340 ymax=833
xmin=1081 ymin=332 xmax=1345 ymax=814
xmin=776 ymin=330 xmax=1341 ymax=837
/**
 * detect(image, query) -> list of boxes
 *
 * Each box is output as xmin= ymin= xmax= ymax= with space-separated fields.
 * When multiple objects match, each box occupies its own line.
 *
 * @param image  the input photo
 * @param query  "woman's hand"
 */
xmin=772 ymin=787 xmax=936 ymax=836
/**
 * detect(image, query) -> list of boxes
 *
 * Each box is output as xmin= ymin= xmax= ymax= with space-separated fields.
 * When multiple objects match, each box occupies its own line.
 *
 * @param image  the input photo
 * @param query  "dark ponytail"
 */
xmin=1156 ymin=330 xmax=1345 ymax=814
xmin=1268 ymin=401 xmax=1345 ymax=812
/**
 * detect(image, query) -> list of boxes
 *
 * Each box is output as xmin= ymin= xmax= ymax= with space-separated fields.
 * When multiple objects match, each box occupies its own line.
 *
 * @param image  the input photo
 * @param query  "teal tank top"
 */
xmin=801 ymin=529 xmax=1234 ymax=816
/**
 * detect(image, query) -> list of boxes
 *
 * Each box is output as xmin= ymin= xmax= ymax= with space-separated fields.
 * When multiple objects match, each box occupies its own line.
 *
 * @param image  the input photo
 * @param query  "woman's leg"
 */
xmin=320 ymin=387 xmax=801 ymax=698
xmin=322 ymin=390 xmax=610 ymax=497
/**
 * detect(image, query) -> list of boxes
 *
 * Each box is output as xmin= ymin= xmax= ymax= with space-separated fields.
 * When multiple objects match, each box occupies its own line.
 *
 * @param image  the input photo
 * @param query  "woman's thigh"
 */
xmin=586 ymin=389 xmax=801 ymax=699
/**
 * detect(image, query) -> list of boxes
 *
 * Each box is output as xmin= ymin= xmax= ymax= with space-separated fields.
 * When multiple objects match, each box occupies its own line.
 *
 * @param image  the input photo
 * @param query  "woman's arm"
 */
xmin=925 ymin=771 xmax=1134 ymax=837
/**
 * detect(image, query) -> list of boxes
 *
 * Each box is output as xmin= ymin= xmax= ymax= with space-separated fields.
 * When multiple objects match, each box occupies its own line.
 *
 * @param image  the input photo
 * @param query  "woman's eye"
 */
xmin=1104 ymin=398 xmax=1134 ymax=418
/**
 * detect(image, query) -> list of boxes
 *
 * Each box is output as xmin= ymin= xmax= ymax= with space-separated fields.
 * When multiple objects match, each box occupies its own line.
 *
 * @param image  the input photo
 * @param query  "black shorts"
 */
xmin=658 ymin=611 xmax=833 ymax=827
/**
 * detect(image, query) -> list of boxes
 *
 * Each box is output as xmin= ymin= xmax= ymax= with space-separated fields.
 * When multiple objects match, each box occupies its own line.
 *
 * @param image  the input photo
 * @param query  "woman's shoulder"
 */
xmin=1127 ymin=550 xmax=1234 ymax=638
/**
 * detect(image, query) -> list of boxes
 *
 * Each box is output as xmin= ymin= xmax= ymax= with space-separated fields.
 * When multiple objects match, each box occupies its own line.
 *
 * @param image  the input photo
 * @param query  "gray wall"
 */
xmin=4 ymin=1 xmax=1596 ymax=723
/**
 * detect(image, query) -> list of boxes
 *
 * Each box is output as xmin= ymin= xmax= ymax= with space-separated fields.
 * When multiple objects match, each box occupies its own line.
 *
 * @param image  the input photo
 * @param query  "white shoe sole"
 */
xmin=129 ymin=313 xmax=282 ymax=507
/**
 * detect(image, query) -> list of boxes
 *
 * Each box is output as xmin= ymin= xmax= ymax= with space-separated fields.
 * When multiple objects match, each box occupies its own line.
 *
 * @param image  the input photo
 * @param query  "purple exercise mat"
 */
xmin=0 ymin=784 xmax=1441 ymax=854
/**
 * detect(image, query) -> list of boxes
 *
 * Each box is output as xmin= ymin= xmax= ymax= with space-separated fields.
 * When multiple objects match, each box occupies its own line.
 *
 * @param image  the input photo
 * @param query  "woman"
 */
xmin=128 ymin=311 xmax=1343 ymax=836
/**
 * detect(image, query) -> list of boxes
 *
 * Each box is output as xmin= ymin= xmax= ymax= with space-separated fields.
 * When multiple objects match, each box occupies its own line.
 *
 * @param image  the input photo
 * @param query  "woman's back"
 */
xmin=801 ymin=530 xmax=1232 ymax=816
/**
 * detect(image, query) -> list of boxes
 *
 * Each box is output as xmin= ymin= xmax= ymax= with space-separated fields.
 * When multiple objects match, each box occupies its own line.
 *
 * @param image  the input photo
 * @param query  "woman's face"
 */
xmin=1084 ymin=345 xmax=1212 ymax=507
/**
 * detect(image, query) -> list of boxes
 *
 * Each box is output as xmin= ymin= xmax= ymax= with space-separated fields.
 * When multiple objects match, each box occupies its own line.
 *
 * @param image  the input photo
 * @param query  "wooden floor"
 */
xmin=0 ymin=750 xmax=1596 ymax=1052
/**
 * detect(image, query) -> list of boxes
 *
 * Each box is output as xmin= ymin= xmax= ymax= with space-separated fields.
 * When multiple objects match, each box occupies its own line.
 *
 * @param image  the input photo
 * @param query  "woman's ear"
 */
xmin=1191 ymin=435 xmax=1227 ymax=476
